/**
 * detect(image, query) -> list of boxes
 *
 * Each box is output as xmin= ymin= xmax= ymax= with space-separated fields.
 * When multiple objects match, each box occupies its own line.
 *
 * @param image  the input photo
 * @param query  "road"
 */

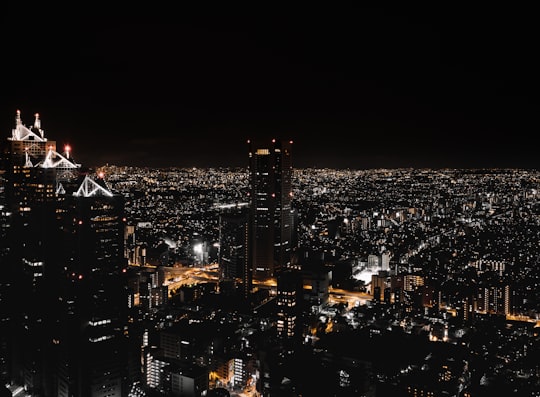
xmin=131 ymin=263 xmax=373 ymax=306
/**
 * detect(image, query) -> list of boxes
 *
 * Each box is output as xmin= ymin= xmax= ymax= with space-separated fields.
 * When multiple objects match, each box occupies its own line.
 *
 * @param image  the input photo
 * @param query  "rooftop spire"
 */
xmin=34 ymin=113 xmax=43 ymax=138
xmin=11 ymin=109 xmax=46 ymax=142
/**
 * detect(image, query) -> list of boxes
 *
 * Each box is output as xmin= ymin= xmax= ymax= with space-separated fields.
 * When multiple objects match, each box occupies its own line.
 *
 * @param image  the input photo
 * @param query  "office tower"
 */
xmin=0 ymin=110 xmax=78 ymax=395
xmin=247 ymin=139 xmax=294 ymax=281
xmin=1 ymin=110 xmax=128 ymax=396
xmin=0 ymin=156 xmax=10 ymax=385
xmin=3 ymin=111 xmax=57 ymax=291
xmin=56 ymin=173 xmax=129 ymax=397
xmin=217 ymin=203 xmax=250 ymax=299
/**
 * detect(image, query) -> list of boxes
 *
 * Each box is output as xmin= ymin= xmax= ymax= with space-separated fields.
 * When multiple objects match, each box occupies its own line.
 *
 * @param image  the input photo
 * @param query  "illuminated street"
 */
xmin=133 ymin=262 xmax=373 ymax=309
xmin=162 ymin=263 xmax=220 ymax=293
xmin=329 ymin=287 xmax=373 ymax=308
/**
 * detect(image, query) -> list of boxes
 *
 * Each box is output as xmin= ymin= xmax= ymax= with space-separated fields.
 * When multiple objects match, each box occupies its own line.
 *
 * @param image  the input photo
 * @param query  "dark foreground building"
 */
xmin=0 ymin=110 xmax=129 ymax=396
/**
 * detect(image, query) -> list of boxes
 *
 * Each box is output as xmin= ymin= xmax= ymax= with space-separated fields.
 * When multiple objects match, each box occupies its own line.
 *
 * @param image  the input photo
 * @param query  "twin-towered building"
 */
xmin=0 ymin=110 xmax=129 ymax=396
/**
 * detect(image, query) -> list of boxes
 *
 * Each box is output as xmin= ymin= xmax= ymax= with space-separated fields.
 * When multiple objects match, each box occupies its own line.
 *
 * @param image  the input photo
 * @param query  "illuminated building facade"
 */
xmin=275 ymin=270 xmax=302 ymax=340
xmin=247 ymin=139 xmax=294 ymax=281
xmin=144 ymin=349 xmax=208 ymax=397
xmin=474 ymin=284 xmax=511 ymax=315
xmin=404 ymin=274 xmax=425 ymax=292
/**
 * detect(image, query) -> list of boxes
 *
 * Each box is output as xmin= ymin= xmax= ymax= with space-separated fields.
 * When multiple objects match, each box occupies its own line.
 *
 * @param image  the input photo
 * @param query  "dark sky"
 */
xmin=1 ymin=5 xmax=538 ymax=169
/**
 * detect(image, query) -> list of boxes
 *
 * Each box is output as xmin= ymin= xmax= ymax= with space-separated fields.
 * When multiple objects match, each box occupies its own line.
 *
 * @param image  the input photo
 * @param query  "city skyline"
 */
xmin=1 ymin=5 xmax=538 ymax=170
xmin=1 ymin=85 xmax=539 ymax=395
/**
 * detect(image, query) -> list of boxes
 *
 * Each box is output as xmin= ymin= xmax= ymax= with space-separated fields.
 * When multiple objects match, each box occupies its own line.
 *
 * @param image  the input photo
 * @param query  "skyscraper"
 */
xmin=0 ymin=142 xmax=10 ymax=386
xmin=0 ymin=110 xmax=76 ymax=395
xmin=56 ymin=173 xmax=129 ymax=397
xmin=0 ymin=110 xmax=128 ymax=396
xmin=247 ymin=139 xmax=294 ymax=281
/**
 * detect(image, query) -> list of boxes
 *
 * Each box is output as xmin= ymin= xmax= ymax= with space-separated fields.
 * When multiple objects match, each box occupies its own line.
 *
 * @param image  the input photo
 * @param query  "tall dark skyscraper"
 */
xmin=56 ymin=174 xmax=129 ymax=397
xmin=0 ymin=110 xmax=129 ymax=396
xmin=247 ymin=139 xmax=294 ymax=281
xmin=0 ymin=110 xmax=73 ymax=395
xmin=0 ymin=142 xmax=10 ymax=386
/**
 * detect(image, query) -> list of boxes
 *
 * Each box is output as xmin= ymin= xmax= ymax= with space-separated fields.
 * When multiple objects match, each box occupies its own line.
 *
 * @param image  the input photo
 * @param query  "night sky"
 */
xmin=1 ymin=5 xmax=538 ymax=169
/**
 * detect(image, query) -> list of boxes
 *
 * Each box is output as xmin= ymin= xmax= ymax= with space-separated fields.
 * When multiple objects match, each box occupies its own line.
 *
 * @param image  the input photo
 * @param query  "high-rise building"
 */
xmin=0 ymin=110 xmax=82 ymax=395
xmin=217 ymin=203 xmax=250 ymax=299
xmin=3 ymin=111 xmax=57 ymax=289
xmin=56 ymin=173 xmax=129 ymax=397
xmin=247 ymin=139 xmax=294 ymax=281
xmin=0 ymin=148 xmax=11 ymax=385
xmin=1 ymin=110 xmax=128 ymax=396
